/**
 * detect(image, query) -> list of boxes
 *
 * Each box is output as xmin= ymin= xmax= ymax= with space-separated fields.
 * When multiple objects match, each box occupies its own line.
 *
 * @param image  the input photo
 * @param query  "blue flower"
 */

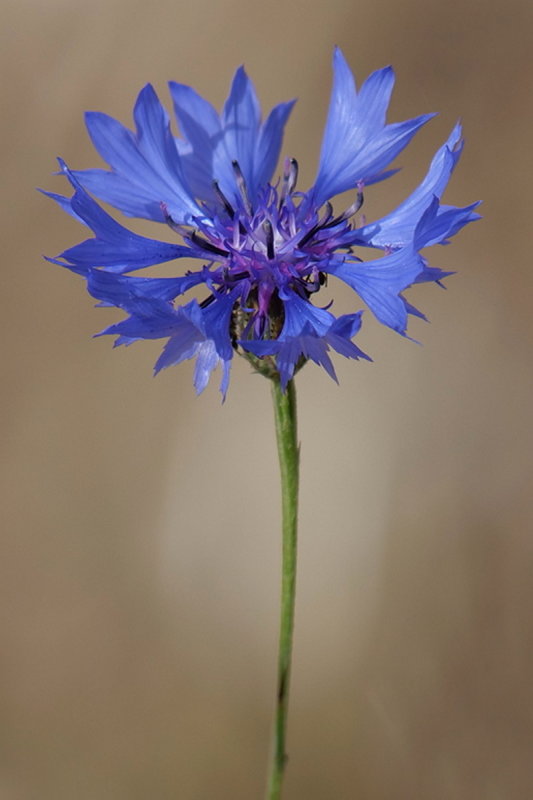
xmin=44 ymin=47 xmax=479 ymax=396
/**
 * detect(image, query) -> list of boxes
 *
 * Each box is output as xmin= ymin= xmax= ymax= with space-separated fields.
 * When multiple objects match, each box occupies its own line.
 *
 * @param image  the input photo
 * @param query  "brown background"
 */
xmin=2 ymin=0 xmax=533 ymax=797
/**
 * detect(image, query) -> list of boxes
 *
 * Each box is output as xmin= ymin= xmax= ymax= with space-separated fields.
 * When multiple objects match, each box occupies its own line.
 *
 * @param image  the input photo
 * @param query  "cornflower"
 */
xmin=45 ymin=48 xmax=478 ymax=395
xmin=44 ymin=48 xmax=478 ymax=798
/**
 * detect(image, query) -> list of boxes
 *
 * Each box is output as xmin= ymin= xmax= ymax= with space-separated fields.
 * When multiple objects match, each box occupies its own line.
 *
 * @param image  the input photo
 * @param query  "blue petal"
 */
xmin=326 ymin=246 xmax=424 ymax=333
xmin=413 ymin=263 xmax=454 ymax=285
xmin=326 ymin=313 xmax=372 ymax=361
xmin=219 ymin=67 xmax=261 ymax=194
xmin=83 ymin=111 xmax=145 ymax=177
xmin=87 ymin=268 xmax=234 ymax=396
xmin=356 ymin=63 xmax=395 ymax=131
xmin=245 ymin=327 xmax=337 ymax=389
xmin=153 ymin=302 xmax=207 ymax=371
xmin=133 ymin=85 xmax=185 ymax=182
xmin=53 ymin=161 xmax=195 ymax=272
xmin=202 ymin=291 xmax=238 ymax=361
xmin=86 ymin=268 xmax=206 ymax=308
xmin=353 ymin=124 xmax=481 ymax=249
xmin=241 ymin=296 xmax=369 ymax=388
xmin=253 ymin=100 xmax=296 ymax=194
xmin=75 ymin=86 xmax=202 ymax=223
xmin=169 ymin=82 xmax=226 ymax=201
xmin=413 ymin=194 xmax=480 ymax=249
xmin=153 ymin=301 xmax=232 ymax=397
xmin=416 ymin=201 xmax=481 ymax=248
xmin=70 ymin=169 xmax=172 ymax=221
xmin=98 ymin=306 xmax=179 ymax=341
xmin=174 ymin=140 xmax=218 ymax=203
xmin=170 ymin=79 xmax=294 ymax=206
xmin=284 ymin=329 xmax=338 ymax=385
xmin=401 ymin=296 xmax=428 ymax=320
xmin=169 ymin=83 xmax=221 ymax=145
xmin=192 ymin=340 xmax=222 ymax=394
xmin=354 ymin=115 xmax=434 ymax=183
xmin=219 ymin=358 xmax=232 ymax=399
xmin=279 ymin=291 xmax=334 ymax=337
xmin=312 ymin=48 xmax=434 ymax=205
xmin=38 ymin=188 xmax=89 ymax=227
xmin=327 ymin=312 xmax=363 ymax=341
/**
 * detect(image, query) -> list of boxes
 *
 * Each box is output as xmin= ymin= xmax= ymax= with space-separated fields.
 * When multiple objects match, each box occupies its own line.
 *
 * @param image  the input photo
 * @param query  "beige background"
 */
xmin=2 ymin=0 xmax=533 ymax=797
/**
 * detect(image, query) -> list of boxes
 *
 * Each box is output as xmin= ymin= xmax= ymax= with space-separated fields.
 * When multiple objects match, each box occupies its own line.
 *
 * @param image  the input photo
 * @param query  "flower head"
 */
xmin=44 ymin=48 xmax=479 ymax=396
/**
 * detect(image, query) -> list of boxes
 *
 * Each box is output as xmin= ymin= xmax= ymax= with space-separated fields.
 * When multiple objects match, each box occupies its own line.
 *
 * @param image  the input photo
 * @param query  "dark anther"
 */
xmin=199 ymin=294 xmax=216 ymax=309
xmin=279 ymin=157 xmax=299 ymax=208
xmin=231 ymin=271 xmax=250 ymax=281
xmin=324 ymin=190 xmax=364 ymax=229
xmin=263 ymin=219 xmax=275 ymax=260
xmin=190 ymin=231 xmax=229 ymax=257
xmin=298 ymin=189 xmax=364 ymax=247
xmin=297 ymin=223 xmax=320 ymax=248
xmin=232 ymin=160 xmax=253 ymax=215
xmin=212 ymin=180 xmax=235 ymax=219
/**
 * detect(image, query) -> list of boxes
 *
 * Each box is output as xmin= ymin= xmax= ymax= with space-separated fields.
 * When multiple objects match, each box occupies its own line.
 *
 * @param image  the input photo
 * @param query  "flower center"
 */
xmin=164 ymin=158 xmax=364 ymax=339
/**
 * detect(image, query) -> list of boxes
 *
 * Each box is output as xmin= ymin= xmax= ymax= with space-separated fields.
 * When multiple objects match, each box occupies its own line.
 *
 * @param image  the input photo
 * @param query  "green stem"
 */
xmin=267 ymin=378 xmax=300 ymax=800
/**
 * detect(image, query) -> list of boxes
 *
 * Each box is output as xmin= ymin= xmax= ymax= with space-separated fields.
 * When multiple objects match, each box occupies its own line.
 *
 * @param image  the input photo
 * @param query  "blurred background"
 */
xmin=2 ymin=0 xmax=533 ymax=797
